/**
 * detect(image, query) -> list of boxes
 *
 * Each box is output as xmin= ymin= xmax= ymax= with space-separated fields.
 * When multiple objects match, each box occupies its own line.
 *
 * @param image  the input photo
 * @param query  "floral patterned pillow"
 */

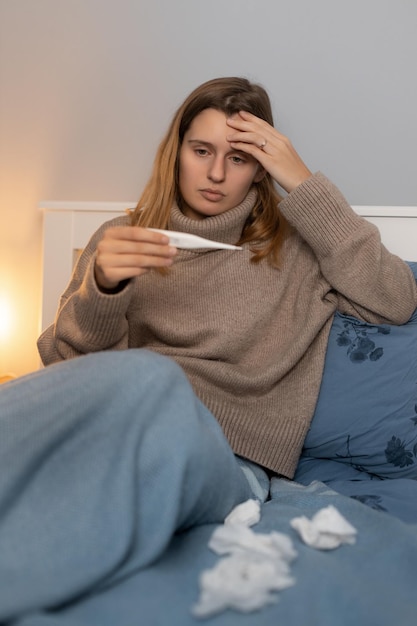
xmin=303 ymin=262 xmax=417 ymax=479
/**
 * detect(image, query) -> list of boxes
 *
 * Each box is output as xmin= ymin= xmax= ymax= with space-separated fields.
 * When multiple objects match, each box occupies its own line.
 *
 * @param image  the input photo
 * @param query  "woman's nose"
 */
xmin=208 ymin=157 xmax=225 ymax=182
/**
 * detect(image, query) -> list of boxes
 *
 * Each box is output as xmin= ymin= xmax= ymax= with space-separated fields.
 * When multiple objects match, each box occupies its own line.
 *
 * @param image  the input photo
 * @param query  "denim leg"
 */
xmin=0 ymin=349 xmax=252 ymax=621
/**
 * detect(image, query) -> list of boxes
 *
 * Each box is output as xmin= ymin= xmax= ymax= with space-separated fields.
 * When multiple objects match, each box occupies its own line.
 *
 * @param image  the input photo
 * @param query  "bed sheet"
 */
xmin=13 ymin=480 xmax=417 ymax=626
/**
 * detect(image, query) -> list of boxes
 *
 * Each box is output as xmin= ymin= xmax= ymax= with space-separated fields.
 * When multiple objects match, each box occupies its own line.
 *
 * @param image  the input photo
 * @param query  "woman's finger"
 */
xmin=94 ymin=226 xmax=177 ymax=290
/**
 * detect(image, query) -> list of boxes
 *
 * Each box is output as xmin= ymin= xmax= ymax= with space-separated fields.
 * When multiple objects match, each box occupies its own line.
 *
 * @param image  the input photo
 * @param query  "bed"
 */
xmin=10 ymin=202 xmax=417 ymax=625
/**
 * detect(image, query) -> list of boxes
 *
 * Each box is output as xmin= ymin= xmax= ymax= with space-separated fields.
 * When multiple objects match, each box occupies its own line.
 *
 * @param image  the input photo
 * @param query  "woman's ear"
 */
xmin=254 ymin=166 xmax=266 ymax=183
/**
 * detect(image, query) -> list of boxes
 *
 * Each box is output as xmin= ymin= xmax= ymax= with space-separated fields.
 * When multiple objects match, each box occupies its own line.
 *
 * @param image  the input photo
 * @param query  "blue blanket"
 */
xmin=2 ymin=278 xmax=417 ymax=625
xmin=13 ymin=480 xmax=417 ymax=626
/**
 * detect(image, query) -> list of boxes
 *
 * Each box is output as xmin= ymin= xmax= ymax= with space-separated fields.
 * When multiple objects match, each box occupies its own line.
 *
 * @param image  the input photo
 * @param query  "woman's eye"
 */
xmin=231 ymin=155 xmax=246 ymax=164
xmin=195 ymin=148 xmax=209 ymax=156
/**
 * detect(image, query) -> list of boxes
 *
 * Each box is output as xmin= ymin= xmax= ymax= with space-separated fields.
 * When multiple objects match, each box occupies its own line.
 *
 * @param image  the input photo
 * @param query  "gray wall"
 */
xmin=0 ymin=0 xmax=416 ymax=374
xmin=2 ymin=0 xmax=416 ymax=205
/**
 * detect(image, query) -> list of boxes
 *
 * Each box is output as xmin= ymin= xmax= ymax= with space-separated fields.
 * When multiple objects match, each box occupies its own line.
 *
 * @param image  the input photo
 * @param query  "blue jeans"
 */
xmin=0 ymin=349 xmax=253 ymax=621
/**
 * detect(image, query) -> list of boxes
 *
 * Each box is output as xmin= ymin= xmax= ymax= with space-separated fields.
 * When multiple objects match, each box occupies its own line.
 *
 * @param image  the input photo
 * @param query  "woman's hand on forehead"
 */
xmin=226 ymin=111 xmax=312 ymax=194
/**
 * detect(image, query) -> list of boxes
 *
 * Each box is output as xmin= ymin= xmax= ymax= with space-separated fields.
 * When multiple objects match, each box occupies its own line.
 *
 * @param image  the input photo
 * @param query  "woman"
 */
xmin=38 ymin=76 xmax=417 ymax=480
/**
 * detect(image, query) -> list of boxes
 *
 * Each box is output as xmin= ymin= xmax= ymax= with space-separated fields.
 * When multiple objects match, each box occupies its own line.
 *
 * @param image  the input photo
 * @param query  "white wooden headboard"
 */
xmin=39 ymin=202 xmax=417 ymax=331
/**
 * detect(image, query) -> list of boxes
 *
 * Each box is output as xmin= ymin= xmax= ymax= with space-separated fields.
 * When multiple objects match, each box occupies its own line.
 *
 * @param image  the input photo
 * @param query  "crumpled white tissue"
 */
xmin=290 ymin=504 xmax=357 ymax=550
xmin=208 ymin=522 xmax=296 ymax=561
xmin=192 ymin=501 xmax=358 ymax=618
xmin=192 ymin=499 xmax=297 ymax=618
xmin=224 ymin=497 xmax=261 ymax=527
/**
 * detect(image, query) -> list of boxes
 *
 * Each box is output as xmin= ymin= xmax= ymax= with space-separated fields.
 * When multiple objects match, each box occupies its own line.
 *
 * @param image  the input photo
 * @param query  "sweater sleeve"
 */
xmin=37 ymin=216 xmax=134 ymax=365
xmin=278 ymin=172 xmax=417 ymax=324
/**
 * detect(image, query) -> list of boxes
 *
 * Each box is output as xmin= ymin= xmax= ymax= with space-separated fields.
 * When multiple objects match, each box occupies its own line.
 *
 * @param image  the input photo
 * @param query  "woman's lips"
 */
xmin=199 ymin=189 xmax=225 ymax=202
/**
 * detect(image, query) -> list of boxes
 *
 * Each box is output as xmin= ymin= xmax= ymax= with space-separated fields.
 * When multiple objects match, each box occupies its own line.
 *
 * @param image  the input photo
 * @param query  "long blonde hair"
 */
xmin=131 ymin=77 xmax=290 ymax=265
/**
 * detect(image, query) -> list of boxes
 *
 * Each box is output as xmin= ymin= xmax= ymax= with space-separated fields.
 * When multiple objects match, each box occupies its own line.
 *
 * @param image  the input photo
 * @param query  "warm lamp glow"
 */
xmin=0 ymin=292 xmax=15 ymax=376
xmin=0 ymin=280 xmax=40 ymax=377
xmin=0 ymin=294 xmax=12 ymax=341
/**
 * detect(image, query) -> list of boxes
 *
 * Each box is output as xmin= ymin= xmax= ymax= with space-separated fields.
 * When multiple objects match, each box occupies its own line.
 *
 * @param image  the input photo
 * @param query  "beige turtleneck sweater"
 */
xmin=38 ymin=173 xmax=417 ymax=477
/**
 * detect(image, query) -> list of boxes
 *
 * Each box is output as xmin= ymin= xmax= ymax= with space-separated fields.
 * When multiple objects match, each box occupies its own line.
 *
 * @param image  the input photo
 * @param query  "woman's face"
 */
xmin=178 ymin=108 xmax=264 ymax=220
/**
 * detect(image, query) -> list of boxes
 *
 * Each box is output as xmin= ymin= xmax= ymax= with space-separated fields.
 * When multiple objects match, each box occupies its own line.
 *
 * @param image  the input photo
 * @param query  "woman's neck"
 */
xmin=169 ymin=188 xmax=257 ymax=245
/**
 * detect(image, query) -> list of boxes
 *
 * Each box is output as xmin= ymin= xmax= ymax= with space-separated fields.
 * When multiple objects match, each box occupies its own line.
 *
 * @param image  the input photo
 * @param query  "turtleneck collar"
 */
xmin=169 ymin=188 xmax=257 ymax=246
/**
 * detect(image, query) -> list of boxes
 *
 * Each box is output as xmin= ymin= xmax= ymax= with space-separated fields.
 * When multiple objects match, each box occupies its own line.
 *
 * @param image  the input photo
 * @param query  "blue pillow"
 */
xmin=301 ymin=262 xmax=417 ymax=480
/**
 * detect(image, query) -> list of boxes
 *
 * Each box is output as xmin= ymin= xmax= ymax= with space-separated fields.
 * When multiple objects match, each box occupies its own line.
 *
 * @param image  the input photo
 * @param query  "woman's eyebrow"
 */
xmin=187 ymin=139 xmax=214 ymax=148
xmin=187 ymin=139 xmax=246 ymax=156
